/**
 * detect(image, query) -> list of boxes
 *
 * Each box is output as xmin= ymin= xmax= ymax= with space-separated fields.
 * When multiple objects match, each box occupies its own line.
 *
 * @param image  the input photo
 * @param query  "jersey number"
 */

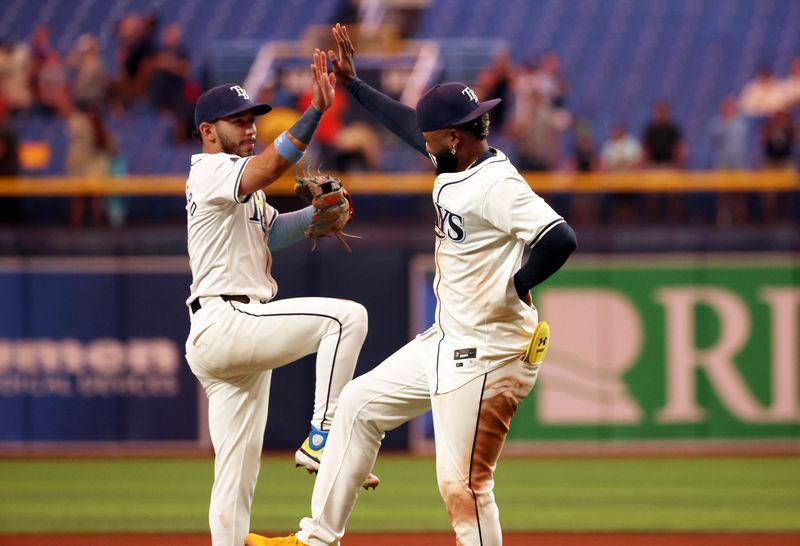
xmin=187 ymin=192 xmax=197 ymax=216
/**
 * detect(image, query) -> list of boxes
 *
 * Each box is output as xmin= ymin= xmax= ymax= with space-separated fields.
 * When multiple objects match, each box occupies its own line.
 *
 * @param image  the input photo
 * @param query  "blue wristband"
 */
xmin=289 ymin=106 xmax=323 ymax=144
xmin=274 ymin=131 xmax=304 ymax=164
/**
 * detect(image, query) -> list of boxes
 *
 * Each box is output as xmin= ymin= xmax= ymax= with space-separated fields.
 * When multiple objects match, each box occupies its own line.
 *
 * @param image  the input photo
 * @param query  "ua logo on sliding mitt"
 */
xmin=524 ymin=320 xmax=550 ymax=365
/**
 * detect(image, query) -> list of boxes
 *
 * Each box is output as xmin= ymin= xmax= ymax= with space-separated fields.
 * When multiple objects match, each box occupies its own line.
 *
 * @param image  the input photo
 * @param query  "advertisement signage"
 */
xmin=409 ymin=254 xmax=799 ymax=448
xmin=0 ymin=258 xmax=196 ymax=443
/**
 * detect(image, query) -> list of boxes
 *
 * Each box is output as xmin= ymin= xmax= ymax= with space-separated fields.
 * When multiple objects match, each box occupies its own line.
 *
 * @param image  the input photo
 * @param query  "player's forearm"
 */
xmin=268 ymin=206 xmax=314 ymax=250
xmin=345 ymin=78 xmax=427 ymax=155
xmin=240 ymin=107 xmax=323 ymax=195
xmin=513 ymin=222 xmax=577 ymax=298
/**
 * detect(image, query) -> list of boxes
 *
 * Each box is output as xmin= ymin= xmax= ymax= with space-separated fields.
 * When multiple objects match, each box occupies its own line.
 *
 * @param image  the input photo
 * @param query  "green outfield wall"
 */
xmin=521 ymin=254 xmax=800 ymax=443
xmin=411 ymin=253 xmax=800 ymax=448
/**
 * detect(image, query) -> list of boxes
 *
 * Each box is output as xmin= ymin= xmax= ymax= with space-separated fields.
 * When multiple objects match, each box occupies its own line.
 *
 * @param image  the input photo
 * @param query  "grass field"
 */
xmin=1 ymin=455 xmax=799 ymax=534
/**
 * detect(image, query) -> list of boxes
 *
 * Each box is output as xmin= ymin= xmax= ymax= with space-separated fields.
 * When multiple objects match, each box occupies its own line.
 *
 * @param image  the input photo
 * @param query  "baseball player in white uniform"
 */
xmin=246 ymin=25 xmax=577 ymax=546
xmin=184 ymin=51 xmax=376 ymax=546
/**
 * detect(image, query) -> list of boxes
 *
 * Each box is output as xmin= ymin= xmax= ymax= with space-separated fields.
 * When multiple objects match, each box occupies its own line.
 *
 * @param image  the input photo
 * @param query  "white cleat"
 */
xmin=295 ymin=435 xmax=380 ymax=490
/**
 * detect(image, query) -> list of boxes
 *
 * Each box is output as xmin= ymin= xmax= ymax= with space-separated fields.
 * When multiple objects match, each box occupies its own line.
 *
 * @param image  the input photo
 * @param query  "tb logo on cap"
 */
xmin=461 ymin=86 xmax=479 ymax=104
xmin=230 ymin=85 xmax=250 ymax=100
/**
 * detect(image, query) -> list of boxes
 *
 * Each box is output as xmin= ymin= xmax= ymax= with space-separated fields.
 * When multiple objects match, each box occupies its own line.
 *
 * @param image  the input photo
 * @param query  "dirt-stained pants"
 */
xmin=297 ymin=329 xmax=539 ymax=546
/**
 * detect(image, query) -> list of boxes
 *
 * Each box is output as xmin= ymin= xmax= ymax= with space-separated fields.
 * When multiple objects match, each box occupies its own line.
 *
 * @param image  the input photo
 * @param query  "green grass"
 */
xmin=1 ymin=456 xmax=799 ymax=533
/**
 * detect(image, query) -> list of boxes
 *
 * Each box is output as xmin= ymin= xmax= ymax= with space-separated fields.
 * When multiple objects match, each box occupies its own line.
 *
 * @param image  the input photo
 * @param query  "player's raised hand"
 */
xmin=328 ymin=23 xmax=357 ymax=85
xmin=310 ymin=48 xmax=336 ymax=112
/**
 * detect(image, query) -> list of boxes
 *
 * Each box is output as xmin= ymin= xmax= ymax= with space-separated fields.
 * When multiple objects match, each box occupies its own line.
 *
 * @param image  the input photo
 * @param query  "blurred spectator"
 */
xmin=475 ymin=49 xmax=516 ymax=132
xmin=36 ymin=50 xmax=69 ymax=116
xmin=570 ymin=120 xmax=600 ymax=225
xmin=601 ymin=123 xmax=642 ymax=224
xmin=0 ymin=40 xmax=34 ymax=113
xmin=781 ymin=57 xmax=800 ymax=112
xmin=642 ymin=101 xmax=684 ymax=168
xmin=642 ymin=101 xmax=685 ymax=221
xmin=709 ymin=97 xmax=749 ymax=225
xmin=274 ymin=66 xmax=308 ymax=108
xmin=761 ymin=110 xmax=796 ymax=168
xmin=333 ymin=122 xmax=380 ymax=172
xmin=67 ymin=34 xmax=109 ymax=110
xmin=709 ymin=97 xmax=748 ymax=169
xmin=536 ymin=51 xmax=568 ymax=108
xmin=65 ymin=103 xmax=116 ymax=226
xmin=738 ymin=65 xmax=787 ymax=118
xmin=509 ymin=87 xmax=571 ymax=171
xmin=601 ymin=123 xmax=642 ymax=171
xmin=759 ymin=110 xmax=795 ymax=222
xmin=106 ymin=154 xmax=129 ymax=228
xmin=0 ymin=97 xmax=21 ymax=223
xmin=111 ymin=12 xmax=157 ymax=109
xmin=28 ymin=24 xmax=54 ymax=101
xmin=149 ymin=23 xmax=194 ymax=141
xmin=572 ymin=120 xmax=597 ymax=172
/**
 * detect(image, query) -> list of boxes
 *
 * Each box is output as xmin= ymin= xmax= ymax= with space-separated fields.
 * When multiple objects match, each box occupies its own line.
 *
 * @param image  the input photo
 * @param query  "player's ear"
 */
xmin=199 ymin=121 xmax=215 ymax=143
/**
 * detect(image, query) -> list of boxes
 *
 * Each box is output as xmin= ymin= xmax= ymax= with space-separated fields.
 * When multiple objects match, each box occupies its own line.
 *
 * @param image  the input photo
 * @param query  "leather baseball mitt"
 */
xmin=294 ymin=171 xmax=358 ymax=251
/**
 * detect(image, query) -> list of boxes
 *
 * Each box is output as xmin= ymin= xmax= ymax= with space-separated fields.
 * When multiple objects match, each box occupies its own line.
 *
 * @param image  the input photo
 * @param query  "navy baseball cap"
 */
xmin=416 ymin=82 xmax=501 ymax=132
xmin=194 ymin=84 xmax=272 ymax=129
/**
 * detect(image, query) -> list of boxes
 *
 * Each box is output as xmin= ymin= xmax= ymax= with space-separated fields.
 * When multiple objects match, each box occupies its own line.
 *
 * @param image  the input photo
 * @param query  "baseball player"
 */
xmin=245 ymin=25 xmax=577 ymax=546
xmin=185 ymin=50 xmax=377 ymax=546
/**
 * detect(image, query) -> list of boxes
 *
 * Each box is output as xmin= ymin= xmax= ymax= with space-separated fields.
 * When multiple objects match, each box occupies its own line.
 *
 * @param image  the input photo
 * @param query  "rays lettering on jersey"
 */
xmin=434 ymin=203 xmax=466 ymax=242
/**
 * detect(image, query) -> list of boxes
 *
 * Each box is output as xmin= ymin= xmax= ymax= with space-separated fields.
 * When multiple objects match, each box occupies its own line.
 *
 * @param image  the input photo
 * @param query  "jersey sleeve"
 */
xmin=264 ymin=200 xmax=279 ymax=230
xmin=482 ymin=174 xmax=564 ymax=247
xmin=190 ymin=154 xmax=254 ymax=207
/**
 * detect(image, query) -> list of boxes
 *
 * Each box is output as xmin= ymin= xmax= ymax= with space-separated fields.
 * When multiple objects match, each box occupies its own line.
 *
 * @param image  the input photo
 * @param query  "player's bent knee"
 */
xmin=343 ymin=300 xmax=368 ymax=331
xmin=438 ymin=479 xmax=473 ymax=513
xmin=337 ymin=379 xmax=386 ymax=434
xmin=338 ymin=379 xmax=367 ymax=411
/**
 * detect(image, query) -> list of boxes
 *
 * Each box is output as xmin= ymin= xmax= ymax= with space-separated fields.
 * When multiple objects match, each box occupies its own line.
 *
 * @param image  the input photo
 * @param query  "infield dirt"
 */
xmin=3 ymin=533 xmax=800 ymax=545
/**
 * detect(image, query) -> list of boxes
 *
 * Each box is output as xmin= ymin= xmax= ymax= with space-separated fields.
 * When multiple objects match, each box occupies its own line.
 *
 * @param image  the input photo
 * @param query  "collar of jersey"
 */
xmin=435 ymin=147 xmax=504 ymax=181
xmin=468 ymin=147 xmax=498 ymax=169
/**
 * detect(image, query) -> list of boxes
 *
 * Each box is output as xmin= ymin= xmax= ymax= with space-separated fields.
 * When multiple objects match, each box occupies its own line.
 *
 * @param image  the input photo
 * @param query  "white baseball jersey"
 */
xmin=430 ymin=148 xmax=563 ymax=393
xmin=185 ymin=153 xmax=279 ymax=305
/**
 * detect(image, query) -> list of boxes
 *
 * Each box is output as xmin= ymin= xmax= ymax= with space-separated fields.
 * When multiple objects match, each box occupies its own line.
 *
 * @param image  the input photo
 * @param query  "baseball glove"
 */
xmin=294 ymin=171 xmax=358 ymax=251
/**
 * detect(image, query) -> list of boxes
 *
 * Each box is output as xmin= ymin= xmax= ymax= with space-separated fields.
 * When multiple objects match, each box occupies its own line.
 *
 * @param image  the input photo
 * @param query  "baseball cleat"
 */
xmin=295 ymin=426 xmax=380 ymax=490
xmin=244 ymin=533 xmax=307 ymax=546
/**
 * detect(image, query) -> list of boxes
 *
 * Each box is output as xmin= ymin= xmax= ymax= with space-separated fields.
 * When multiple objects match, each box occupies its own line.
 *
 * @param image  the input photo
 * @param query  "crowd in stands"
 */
xmin=0 ymin=15 xmax=199 ymax=138
xmin=470 ymin=50 xmax=798 ymax=225
xmin=0 ymin=15 xmax=798 ymax=228
xmin=0 ymin=14 xmax=202 ymax=226
xmin=471 ymin=50 xmax=800 ymax=176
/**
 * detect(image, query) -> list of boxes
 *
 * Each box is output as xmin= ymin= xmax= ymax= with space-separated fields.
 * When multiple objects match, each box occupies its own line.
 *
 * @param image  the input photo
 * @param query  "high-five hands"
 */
xmin=328 ymin=23 xmax=358 ymax=86
xmin=310 ymin=48 xmax=336 ymax=112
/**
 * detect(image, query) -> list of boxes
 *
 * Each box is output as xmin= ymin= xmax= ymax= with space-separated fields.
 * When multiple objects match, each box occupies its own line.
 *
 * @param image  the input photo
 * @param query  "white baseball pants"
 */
xmin=296 ymin=331 xmax=539 ymax=546
xmin=185 ymin=296 xmax=368 ymax=546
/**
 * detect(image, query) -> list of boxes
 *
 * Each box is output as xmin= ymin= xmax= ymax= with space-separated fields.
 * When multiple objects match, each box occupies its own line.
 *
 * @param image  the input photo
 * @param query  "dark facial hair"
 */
xmin=432 ymin=149 xmax=459 ymax=175
xmin=218 ymin=130 xmax=239 ymax=155
xmin=217 ymin=127 xmax=254 ymax=157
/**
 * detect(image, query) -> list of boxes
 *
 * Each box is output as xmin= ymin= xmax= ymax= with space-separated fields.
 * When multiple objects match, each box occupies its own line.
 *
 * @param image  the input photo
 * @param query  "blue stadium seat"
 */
xmin=2 ymin=0 xmax=797 ymax=173
xmin=415 ymin=0 xmax=799 ymax=169
xmin=2 ymin=0 xmax=342 ymax=175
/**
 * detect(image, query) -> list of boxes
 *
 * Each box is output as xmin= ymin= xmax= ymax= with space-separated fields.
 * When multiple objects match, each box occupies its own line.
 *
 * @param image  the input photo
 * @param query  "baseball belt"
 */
xmin=190 ymin=294 xmax=250 ymax=314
